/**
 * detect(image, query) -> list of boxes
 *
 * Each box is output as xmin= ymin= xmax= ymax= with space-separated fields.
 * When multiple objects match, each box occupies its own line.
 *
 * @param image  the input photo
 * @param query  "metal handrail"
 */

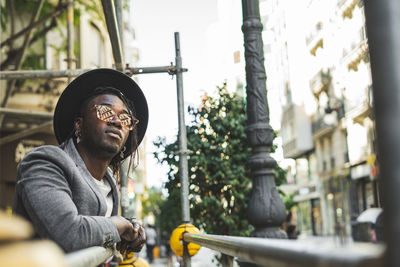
xmin=184 ymin=233 xmax=385 ymax=267
xmin=65 ymin=246 xmax=114 ymax=267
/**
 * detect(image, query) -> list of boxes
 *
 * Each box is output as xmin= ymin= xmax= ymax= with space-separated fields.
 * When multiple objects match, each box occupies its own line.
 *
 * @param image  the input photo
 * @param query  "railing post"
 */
xmin=241 ymin=0 xmax=287 ymax=240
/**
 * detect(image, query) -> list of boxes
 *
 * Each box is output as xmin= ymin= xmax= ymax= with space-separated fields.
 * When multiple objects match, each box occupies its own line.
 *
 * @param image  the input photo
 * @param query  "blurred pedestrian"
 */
xmin=285 ymin=211 xmax=298 ymax=240
xmin=13 ymin=69 xmax=148 ymax=253
xmin=145 ymin=224 xmax=157 ymax=263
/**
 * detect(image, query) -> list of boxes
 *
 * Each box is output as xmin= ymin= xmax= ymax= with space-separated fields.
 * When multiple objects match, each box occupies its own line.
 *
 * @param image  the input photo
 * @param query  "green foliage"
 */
xmin=75 ymin=0 xmax=105 ymax=25
xmin=283 ymin=193 xmax=295 ymax=211
xmin=21 ymin=53 xmax=44 ymax=70
xmin=142 ymin=186 xmax=164 ymax=219
xmin=0 ymin=2 xmax=7 ymax=31
xmin=1 ymin=0 xmax=107 ymax=70
xmin=154 ymin=83 xmax=288 ymax=245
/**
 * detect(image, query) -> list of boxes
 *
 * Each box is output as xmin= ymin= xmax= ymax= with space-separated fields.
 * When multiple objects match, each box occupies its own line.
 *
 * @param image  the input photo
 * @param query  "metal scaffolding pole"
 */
xmin=66 ymin=0 xmax=74 ymax=83
xmin=101 ymin=0 xmax=125 ymax=72
xmin=115 ymin=0 xmax=128 ymax=217
xmin=0 ymin=66 xmax=188 ymax=80
xmin=175 ymin=32 xmax=191 ymax=267
xmin=126 ymin=65 xmax=187 ymax=75
xmin=0 ymin=69 xmax=92 ymax=80
xmin=363 ymin=0 xmax=400 ymax=266
xmin=114 ymin=0 xmax=124 ymax=53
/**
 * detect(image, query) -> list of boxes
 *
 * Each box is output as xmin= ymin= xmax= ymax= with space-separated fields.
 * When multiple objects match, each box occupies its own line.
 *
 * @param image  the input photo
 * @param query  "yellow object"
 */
xmin=0 ymin=210 xmax=34 ymax=241
xmin=367 ymin=154 xmax=376 ymax=166
xmin=118 ymin=252 xmax=150 ymax=267
xmin=170 ymin=223 xmax=201 ymax=257
xmin=153 ymin=245 xmax=159 ymax=258
xmin=0 ymin=240 xmax=67 ymax=267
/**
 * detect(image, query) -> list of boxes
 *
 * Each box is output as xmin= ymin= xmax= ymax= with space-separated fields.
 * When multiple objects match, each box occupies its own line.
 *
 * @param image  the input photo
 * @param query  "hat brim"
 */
xmin=54 ymin=68 xmax=148 ymax=158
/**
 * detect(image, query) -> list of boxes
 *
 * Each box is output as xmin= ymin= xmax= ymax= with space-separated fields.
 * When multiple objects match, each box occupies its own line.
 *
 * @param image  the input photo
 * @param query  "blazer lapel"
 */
xmin=62 ymin=138 xmax=107 ymax=216
xmin=105 ymin=169 xmax=120 ymax=216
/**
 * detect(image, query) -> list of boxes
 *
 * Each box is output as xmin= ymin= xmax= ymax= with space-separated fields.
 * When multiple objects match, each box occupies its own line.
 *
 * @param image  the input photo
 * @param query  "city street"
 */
xmin=139 ymin=246 xmax=223 ymax=267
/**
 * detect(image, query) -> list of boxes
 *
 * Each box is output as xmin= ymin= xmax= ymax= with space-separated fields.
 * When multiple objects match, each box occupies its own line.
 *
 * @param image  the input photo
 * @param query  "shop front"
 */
xmin=349 ymin=160 xmax=381 ymax=241
xmin=323 ymin=176 xmax=351 ymax=237
xmin=294 ymin=188 xmax=323 ymax=236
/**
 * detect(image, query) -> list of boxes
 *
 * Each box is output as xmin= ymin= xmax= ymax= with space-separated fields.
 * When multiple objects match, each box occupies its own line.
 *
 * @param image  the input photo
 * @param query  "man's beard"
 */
xmin=87 ymin=137 xmax=122 ymax=159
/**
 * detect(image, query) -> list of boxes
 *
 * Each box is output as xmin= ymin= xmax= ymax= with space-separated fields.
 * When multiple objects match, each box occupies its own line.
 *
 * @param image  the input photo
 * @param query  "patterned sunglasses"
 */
xmin=92 ymin=104 xmax=139 ymax=130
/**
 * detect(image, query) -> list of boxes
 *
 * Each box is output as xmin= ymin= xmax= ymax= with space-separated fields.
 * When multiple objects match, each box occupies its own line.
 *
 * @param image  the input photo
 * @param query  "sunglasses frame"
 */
xmin=92 ymin=104 xmax=139 ymax=130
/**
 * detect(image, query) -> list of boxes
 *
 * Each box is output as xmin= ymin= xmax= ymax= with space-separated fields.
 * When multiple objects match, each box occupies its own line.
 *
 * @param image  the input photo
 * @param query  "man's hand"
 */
xmin=110 ymin=216 xmax=138 ymax=241
xmin=111 ymin=216 xmax=146 ymax=253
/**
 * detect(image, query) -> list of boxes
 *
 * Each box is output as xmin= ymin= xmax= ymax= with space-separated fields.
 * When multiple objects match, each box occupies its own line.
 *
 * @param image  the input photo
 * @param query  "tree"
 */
xmin=0 ymin=0 xmax=112 ymax=108
xmin=153 ymin=83 xmax=287 ymax=266
xmin=1 ymin=0 xmax=107 ymax=70
xmin=142 ymin=186 xmax=164 ymax=227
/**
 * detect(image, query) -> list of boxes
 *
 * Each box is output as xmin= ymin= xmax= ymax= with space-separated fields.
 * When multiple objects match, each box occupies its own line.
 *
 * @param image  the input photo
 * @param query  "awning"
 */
xmin=357 ymin=208 xmax=383 ymax=224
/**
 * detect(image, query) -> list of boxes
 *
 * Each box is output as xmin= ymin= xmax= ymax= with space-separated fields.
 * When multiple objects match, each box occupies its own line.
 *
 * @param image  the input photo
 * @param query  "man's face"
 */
xmin=78 ymin=94 xmax=131 ymax=158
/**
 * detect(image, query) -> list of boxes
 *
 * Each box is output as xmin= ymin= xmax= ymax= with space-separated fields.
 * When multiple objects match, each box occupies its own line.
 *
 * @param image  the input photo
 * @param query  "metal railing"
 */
xmin=184 ymin=233 xmax=385 ymax=267
xmin=65 ymin=246 xmax=115 ymax=267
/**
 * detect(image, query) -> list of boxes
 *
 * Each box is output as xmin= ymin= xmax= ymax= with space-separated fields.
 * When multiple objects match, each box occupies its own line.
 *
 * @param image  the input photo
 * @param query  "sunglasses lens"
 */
xmin=95 ymin=105 xmax=136 ymax=130
xmin=96 ymin=105 xmax=115 ymax=122
xmin=119 ymin=114 xmax=132 ymax=127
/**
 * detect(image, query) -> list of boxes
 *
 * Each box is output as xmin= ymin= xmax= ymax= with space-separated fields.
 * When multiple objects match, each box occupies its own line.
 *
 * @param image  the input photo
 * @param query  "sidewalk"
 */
xmin=146 ymin=247 xmax=221 ymax=267
xmin=148 ymin=257 xmax=169 ymax=267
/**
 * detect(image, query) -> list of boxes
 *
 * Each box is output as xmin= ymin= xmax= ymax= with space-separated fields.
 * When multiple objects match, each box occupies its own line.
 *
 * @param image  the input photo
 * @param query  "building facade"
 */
xmin=261 ymin=0 xmax=380 ymax=238
xmin=0 ymin=1 xmax=146 ymax=219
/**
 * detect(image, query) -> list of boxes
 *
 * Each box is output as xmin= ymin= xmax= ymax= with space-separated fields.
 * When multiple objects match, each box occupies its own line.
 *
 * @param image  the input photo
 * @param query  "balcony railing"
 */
xmin=312 ymin=114 xmax=335 ymax=137
xmin=310 ymin=70 xmax=331 ymax=97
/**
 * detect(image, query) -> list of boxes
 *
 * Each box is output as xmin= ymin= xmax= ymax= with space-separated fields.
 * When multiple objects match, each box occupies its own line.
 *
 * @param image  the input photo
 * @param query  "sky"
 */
xmin=130 ymin=0 xmax=282 ymax=189
xmin=131 ymin=0 xmax=223 ymax=189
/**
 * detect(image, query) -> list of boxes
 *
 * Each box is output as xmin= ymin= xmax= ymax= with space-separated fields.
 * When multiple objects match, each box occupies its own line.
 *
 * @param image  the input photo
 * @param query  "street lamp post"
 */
xmin=241 ymin=0 xmax=287 ymax=239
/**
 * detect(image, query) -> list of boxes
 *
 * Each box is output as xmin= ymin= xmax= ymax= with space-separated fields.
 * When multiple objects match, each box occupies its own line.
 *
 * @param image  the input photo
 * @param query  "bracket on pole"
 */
xmin=125 ymin=63 xmax=188 ymax=76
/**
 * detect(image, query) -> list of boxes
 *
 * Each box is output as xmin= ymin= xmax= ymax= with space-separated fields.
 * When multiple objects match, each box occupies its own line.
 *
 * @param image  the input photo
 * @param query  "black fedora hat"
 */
xmin=54 ymin=68 xmax=148 ymax=158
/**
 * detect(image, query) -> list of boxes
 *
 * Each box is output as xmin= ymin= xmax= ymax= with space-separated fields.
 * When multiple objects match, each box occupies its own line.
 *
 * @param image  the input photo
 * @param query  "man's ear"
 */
xmin=74 ymin=117 xmax=82 ymax=130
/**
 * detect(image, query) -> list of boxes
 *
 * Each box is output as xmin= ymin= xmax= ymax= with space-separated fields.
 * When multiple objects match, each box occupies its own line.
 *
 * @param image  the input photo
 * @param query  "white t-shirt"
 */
xmin=146 ymin=227 xmax=157 ymax=245
xmin=93 ymin=177 xmax=113 ymax=217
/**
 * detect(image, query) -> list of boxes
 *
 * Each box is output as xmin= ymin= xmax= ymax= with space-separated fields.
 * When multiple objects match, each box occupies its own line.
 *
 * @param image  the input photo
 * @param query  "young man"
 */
xmin=13 ymin=68 xmax=148 ymax=254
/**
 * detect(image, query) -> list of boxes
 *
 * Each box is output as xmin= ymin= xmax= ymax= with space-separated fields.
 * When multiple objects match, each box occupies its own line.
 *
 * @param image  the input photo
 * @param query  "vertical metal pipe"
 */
xmin=101 ymin=0 xmax=125 ymax=71
xmin=112 ymin=0 xmax=127 ymax=217
xmin=175 ymin=32 xmax=191 ymax=267
xmin=67 ymin=0 xmax=74 ymax=83
xmin=241 ymin=0 xmax=287 ymax=238
xmin=114 ymin=0 xmax=124 ymax=53
xmin=363 ymin=0 xmax=400 ymax=266
xmin=120 ymin=164 xmax=129 ymax=217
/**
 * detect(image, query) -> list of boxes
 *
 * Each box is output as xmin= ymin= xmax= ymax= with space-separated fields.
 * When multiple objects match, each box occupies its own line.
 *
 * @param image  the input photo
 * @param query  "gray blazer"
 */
xmin=13 ymin=138 xmax=121 ymax=252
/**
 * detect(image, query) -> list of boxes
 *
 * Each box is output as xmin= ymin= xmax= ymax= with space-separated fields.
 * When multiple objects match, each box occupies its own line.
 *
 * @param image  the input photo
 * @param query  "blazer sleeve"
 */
xmin=14 ymin=146 xmax=121 ymax=252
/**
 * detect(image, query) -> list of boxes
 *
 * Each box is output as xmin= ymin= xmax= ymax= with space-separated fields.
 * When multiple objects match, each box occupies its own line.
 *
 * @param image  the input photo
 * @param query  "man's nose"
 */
xmin=109 ymin=114 xmax=122 ymax=127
